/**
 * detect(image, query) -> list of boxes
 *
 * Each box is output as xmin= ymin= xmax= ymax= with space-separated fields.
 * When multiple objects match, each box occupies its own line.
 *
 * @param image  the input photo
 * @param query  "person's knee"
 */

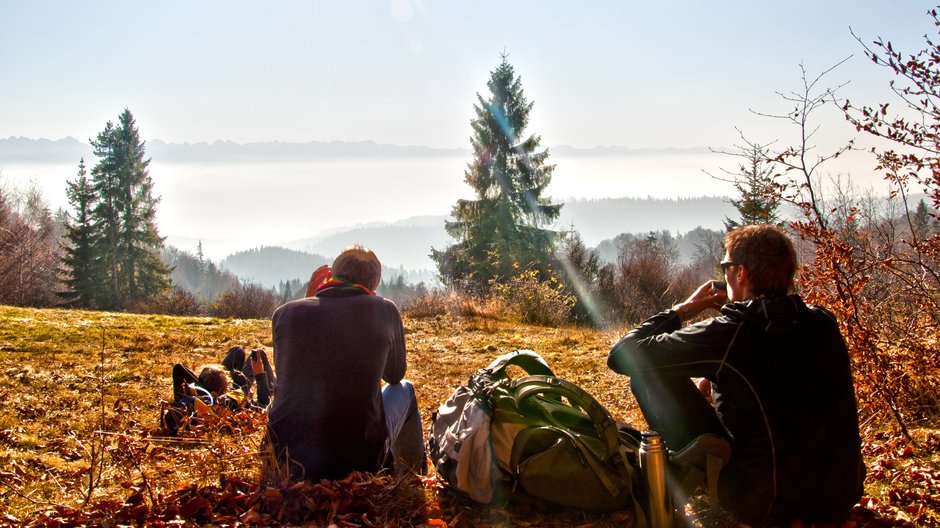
xmin=399 ymin=379 xmax=415 ymax=396
xmin=383 ymin=379 xmax=415 ymax=396
xmin=383 ymin=379 xmax=420 ymax=417
xmin=223 ymin=346 xmax=246 ymax=369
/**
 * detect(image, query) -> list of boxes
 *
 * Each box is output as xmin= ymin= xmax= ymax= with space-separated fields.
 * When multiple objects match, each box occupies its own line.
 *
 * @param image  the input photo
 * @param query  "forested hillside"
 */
xmin=221 ymin=246 xmax=330 ymax=288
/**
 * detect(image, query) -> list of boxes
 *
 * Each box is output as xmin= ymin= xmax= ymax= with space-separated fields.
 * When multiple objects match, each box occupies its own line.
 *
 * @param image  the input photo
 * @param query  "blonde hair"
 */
xmin=332 ymin=245 xmax=382 ymax=290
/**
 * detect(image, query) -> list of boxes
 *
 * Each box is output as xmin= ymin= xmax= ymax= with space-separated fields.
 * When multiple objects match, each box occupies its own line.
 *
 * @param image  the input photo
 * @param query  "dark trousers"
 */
xmin=630 ymin=373 xmax=727 ymax=452
xmin=221 ymin=346 xmax=276 ymax=393
xmin=171 ymin=363 xmax=201 ymax=401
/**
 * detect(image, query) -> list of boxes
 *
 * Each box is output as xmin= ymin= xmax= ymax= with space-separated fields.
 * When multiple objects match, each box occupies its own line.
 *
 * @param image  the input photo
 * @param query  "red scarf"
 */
xmin=315 ymin=275 xmax=376 ymax=296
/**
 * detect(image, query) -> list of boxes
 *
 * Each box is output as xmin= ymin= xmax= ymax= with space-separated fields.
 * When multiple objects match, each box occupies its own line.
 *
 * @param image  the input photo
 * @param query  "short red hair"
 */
xmin=332 ymin=245 xmax=382 ymax=290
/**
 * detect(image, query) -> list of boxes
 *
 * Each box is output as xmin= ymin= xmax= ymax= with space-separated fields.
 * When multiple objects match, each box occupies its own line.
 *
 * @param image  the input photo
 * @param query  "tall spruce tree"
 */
xmin=113 ymin=109 xmax=169 ymax=301
xmin=432 ymin=55 xmax=561 ymax=289
xmin=63 ymin=109 xmax=170 ymax=309
xmin=90 ymin=119 xmax=122 ymax=306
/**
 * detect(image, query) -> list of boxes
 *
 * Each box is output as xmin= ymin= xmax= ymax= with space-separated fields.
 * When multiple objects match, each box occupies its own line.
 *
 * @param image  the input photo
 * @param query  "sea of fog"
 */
xmin=1 ymin=149 xmax=880 ymax=260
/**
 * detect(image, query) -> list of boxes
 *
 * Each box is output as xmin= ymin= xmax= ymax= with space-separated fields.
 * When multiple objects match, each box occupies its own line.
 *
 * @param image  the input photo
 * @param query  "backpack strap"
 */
xmin=509 ymin=375 xmax=640 ymax=503
xmin=511 ymin=375 xmax=622 ymax=464
xmin=484 ymin=350 xmax=554 ymax=378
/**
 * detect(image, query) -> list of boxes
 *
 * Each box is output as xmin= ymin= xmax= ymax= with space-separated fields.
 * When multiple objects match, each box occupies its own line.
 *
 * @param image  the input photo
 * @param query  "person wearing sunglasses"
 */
xmin=608 ymin=224 xmax=864 ymax=526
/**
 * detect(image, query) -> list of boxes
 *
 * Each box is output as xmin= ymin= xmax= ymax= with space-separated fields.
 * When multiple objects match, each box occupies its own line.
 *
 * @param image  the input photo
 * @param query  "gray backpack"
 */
xmin=428 ymin=350 xmax=643 ymax=513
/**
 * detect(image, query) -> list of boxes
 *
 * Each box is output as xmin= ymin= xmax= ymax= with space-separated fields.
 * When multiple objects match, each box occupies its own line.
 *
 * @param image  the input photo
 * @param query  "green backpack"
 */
xmin=429 ymin=350 xmax=643 ymax=513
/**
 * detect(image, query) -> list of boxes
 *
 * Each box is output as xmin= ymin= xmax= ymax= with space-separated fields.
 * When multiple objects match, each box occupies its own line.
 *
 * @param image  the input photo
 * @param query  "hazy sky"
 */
xmin=1 ymin=1 xmax=934 ymax=149
xmin=2 ymin=1 xmax=937 ymax=259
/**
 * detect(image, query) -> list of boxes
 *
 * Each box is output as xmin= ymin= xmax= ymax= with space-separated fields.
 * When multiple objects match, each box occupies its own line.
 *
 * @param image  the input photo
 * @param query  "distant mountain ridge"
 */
xmin=0 ymin=136 xmax=94 ymax=163
xmin=2 ymin=136 xmax=737 ymax=287
xmin=0 ymin=136 xmax=711 ymax=164
xmin=283 ymin=216 xmax=453 ymax=272
xmin=558 ymin=196 xmax=734 ymax=245
xmin=220 ymin=246 xmax=331 ymax=289
xmin=278 ymin=196 xmax=737 ymax=272
xmin=207 ymin=196 xmax=736 ymax=287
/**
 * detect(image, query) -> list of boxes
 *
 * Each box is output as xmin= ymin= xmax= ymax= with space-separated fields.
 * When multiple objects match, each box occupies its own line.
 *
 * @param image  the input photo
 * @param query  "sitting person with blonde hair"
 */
xmin=267 ymin=245 xmax=425 ymax=480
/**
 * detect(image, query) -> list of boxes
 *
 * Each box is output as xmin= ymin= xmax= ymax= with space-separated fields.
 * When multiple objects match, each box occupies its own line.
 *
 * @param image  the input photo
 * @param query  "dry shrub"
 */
xmin=795 ymin=217 xmax=940 ymax=430
xmin=0 ymin=186 xmax=61 ymax=308
xmin=494 ymin=267 xmax=575 ymax=327
xmin=210 ymin=282 xmax=278 ymax=319
xmin=403 ymin=287 xmax=502 ymax=319
xmin=126 ymin=287 xmax=203 ymax=316
xmin=603 ymin=232 xmax=686 ymax=326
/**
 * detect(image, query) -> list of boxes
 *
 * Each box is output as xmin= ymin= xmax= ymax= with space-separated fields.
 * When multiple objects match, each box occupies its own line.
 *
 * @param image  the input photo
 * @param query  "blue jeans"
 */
xmin=382 ymin=380 xmax=426 ymax=474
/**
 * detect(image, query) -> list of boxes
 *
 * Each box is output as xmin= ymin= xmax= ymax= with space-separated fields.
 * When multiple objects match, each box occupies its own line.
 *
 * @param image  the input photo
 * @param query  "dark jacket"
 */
xmin=267 ymin=289 xmax=406 ymax=481
xmin=608 ymin=295 xmax=865 ymax=525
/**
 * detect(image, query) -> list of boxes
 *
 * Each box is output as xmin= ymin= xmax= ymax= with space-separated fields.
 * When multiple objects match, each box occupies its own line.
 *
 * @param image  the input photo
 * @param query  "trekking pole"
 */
xmin=640 ymin=430 xmax=674 ymax=528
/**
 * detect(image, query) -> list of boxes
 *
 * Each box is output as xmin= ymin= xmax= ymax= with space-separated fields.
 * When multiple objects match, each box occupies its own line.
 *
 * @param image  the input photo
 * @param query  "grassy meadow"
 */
xmin=0 ymin=305 xmax=936 ymax=527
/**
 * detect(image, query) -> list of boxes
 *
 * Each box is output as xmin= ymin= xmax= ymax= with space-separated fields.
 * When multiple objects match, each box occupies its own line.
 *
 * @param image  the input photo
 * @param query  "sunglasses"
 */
xmin=719 ymin=261 xmax=739 ymax=272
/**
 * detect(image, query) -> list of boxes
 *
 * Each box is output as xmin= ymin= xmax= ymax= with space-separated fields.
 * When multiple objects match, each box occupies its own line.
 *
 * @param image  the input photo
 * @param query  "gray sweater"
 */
xmin=267 ymin=288 xmax=406 ymax=480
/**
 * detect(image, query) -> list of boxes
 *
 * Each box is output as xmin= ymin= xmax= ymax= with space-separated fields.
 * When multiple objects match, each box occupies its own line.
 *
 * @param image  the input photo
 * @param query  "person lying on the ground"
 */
xmin=161 ymin=347 xmax=273 ymax=434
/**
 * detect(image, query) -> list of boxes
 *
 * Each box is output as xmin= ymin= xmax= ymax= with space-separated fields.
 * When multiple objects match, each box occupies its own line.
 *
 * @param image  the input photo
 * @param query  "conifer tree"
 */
xmin=90 ymin=120 xmax=122 ymax=306
xmin=196 ymin=240 xmax=206 ymax=270
xmin=912 ymin=199 xmax=934 ymax=241
xmin=721 ymin=141 xmax=781 ymax=231
xmin=432 ymin=55 xmax=561 ymax=289
xmin=112 ymin=109 xmax=169 ymax=301
xmin=64 ymin=109 xmax=170 ymax=309
xmin=61 ymin=158 xmax=99 ymax=306
xmin=555 ymin=228 xmax=604 ymax=326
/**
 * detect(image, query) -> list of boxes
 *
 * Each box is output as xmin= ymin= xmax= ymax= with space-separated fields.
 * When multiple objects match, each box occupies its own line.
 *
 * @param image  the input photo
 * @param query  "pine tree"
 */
xmin=67 ymin=109 xmax=170 ymax=309
xmin=912 ymin=199 xmax=934 ymax=241
xmin=723 ymin=141 xmax=780 ymax=231
xmin=61 ymin=158 xmax=100 ymax=306
xmin=555 ymin=228 xmax=604 ymax=326
xmin=432 ymin=54 xmax=561 ymax=289
xmin=112 ymin=109 xmax=169 ymax=301
xmin=196 ymin=240 xmax=206 ymax=271
xmin=90 ymin=120 xmax=122 ymax=307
